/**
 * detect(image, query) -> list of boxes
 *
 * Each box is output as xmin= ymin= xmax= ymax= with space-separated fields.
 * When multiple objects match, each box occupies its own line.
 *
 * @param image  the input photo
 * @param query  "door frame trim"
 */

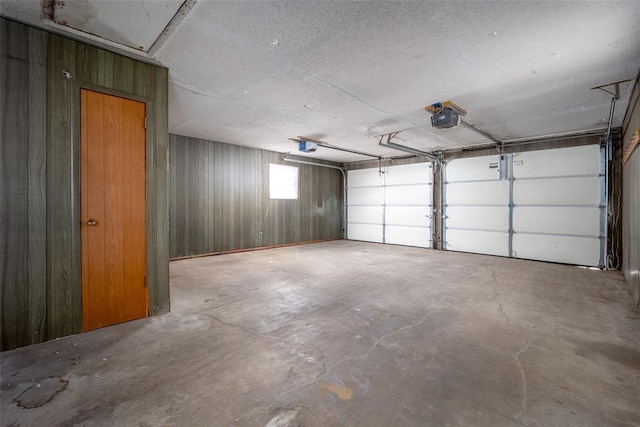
xmin=71 ymin=82 xmax=155 ymax=322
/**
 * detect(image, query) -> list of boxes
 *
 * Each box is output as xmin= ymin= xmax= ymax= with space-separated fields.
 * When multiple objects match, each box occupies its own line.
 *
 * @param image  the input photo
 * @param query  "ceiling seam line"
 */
xmin=310 ymin=75 xmax=425 ymax=130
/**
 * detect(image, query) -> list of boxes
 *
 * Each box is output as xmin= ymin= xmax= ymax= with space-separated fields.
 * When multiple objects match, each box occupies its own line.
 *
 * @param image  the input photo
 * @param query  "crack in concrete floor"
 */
xmin=514 ymin=340 xmax=532 ymax=421
xmin=488 ymin=269 xmax=511 ymax=324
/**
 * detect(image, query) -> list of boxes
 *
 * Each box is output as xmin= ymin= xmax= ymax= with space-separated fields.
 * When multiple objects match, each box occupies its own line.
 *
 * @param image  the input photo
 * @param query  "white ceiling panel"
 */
xmin=53 ymin=0 xmax=183 ymax=51
xmin=156 ymin=1 xmax=370 ymax=98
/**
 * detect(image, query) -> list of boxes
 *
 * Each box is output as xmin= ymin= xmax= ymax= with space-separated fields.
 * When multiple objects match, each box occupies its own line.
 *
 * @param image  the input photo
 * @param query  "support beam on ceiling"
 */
xmin=375 ymin=132 xmax=440 ymax=162
xmin=459 ymin=119 xmax=503 ymax=146
xmin=148 ymin=0 xmax=198 ymax=58
xmin=590 ymin=79 xmax=633 ymax=100
xmin=501 ymin=128 xmax=608 ymax=145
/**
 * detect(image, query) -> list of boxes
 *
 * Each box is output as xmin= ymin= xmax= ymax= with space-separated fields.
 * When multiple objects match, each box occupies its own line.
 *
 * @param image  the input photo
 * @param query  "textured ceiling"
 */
xmin=2 ymin=1 xmax=639 ymax=162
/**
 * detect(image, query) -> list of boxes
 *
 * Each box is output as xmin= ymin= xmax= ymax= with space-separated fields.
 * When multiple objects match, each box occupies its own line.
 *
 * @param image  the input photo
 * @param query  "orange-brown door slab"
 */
xmin=81 ymin=89 xmax=147 ymax=331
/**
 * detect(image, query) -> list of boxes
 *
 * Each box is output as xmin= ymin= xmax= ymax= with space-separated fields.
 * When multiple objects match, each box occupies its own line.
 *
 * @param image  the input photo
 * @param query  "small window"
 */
xmin=269 ymin=164 xmax=298 ymax=199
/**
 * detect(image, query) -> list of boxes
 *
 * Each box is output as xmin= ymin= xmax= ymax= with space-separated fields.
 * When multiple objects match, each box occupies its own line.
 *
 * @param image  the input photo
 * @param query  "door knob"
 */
xmin=87 ymin=219 xmax=97 ymax=226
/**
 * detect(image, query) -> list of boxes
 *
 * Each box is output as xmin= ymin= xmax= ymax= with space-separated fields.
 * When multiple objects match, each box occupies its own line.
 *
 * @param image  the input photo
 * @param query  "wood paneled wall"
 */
xmin=621 ymin=71 xmax=640 ymax=307
xmin=0 ymin=18 xmax=170 ymax=351
xmin=169 ymin=135 xmax=343 ymax=258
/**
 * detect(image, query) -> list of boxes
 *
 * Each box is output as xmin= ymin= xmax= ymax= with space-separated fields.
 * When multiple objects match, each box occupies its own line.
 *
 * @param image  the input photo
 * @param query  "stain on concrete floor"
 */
xmin=12 ymin=376 xmax=68 ymax=409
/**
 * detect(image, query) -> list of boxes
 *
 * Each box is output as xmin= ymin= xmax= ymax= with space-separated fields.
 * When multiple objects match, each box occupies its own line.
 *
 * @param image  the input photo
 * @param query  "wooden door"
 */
xmin=81 ymin=89 xmax=147 ymax=331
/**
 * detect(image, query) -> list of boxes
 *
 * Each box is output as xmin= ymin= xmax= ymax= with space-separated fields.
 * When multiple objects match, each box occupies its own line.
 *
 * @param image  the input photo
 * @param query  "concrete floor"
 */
xmin=2 ymin=240 xmax=639 ymax=427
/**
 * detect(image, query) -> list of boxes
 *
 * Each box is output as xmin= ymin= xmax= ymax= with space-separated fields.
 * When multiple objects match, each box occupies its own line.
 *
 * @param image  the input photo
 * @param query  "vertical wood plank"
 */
xmin=189 ymin=139 xmax=199 ymax=253
xmin=74 ymin=42 xmax=98 ymax=83
xmin=222 ymin=143 xmax=231 ymax=250
xmin=169 ymin=134 xmax=177 ymax=257
xmin=27 ymin=26 xmax=48 ymax=344
xmin=213 ymin=141 xmax=224 ymax=252
xmin=96 ymin=49 xmax=113 ymax=88
xmin=133 ymin=60 xmax=152 ymax=99
xmin=183 ymin=138 xmax=191 ymax=253
xmin=199 ymin=139 xmax=208 ymax=254
xmin=250 ymin=147 xmax=262 ymax=248
xmin=113 ymin=55 xmax=135 ymax=94
xmin=1 ymin=19 xmax=30 ymax=350
xmin=47 ymin=34 xmax=81 ymax=339
xmin=207 ymin=139 xmax=215 ymax=252
xmin=264 ymin=151 xmax=276 ymax=246
xmin=153 ymin=66 xmax=170 ymax=314
xmin=173 ymin=135 xmax=185 ymax=257
xmin=228 ymin=146 xmax=235 ymax=249
xmin=262 ymin=151 xmax=273 ymax=246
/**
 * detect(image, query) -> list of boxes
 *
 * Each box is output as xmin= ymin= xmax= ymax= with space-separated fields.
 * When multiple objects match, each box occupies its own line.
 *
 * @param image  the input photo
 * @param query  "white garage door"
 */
xmin=444 ymin=145 xmax=605 ymax=267
xmin=347 ymin=163 xmax=433 ymax=248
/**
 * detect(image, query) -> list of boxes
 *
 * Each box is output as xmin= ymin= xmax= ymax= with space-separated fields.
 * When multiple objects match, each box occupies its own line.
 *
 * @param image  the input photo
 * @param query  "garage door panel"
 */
xmin=513 ymin=176 xmax=600 ymax=205
xmin=446 ymin=230 xmax=509 ymax=257
xmin=446 ymin=156 xmax=502 ymax=181
xmin=347 ymin=169 xmax=384 ymax=243
xmin=386 ymin=226 xmax=430 ymax=248
xmin=348 ymin=168 xmax=384 ymax=187
xmin=386 ymin=206 xmax=430 ymax=227
xmin=513 ymin=234 xmax=600 ymax=266
xmin=347 ymin=187 xmax=383 ymax=205
xmin=347 ymin=163 xmax=432 ymax=247
xmin=444 ymin=157 xmax=508 ymax=255
xmin=385 ymin=163 xmax=432 ymax=185
xmin=513 ymin=145 xmax=601 ymax=178
xmin=386 ymin=184 xmax=431 ymax=205
xmin=446 ymin=206 xmax=508 ymax=231
xmin=348 ymin=223 xmax=383 ymax=243
xmin=513 ymin=206 xmax=600 ymax=236
xmin=447 ymin=181 xmax=508 ymax=205
xmin=348 ymin=206 xmax=383 ymax=225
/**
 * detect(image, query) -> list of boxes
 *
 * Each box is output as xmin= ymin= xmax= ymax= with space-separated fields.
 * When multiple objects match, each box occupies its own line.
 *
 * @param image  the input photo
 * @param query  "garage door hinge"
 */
xmin=144 ymin=117 xmax=147 ymax=130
